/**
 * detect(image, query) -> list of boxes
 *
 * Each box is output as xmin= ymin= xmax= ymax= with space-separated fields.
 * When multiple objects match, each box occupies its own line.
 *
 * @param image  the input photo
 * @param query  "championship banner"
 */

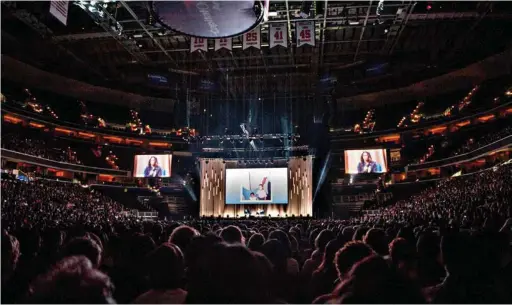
xmin=49 ymin=1 xmax=69 ymax=25
xmin=269 ymin=23 xmax=288 ymax=48
xmin=214 ymin=37 xmax=232 ymax=51
xmin=296 ymin=21 xmax=315 ymax=47
xmin=242 ymin=27 xmax=261 ymax=50
xmin=190 ymin=37 xmax=208 ymax=52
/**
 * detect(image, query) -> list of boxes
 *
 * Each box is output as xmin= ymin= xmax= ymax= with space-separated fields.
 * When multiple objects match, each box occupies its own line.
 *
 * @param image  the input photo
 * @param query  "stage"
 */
xmin=199 ymin=157 xmax=314 ymax=218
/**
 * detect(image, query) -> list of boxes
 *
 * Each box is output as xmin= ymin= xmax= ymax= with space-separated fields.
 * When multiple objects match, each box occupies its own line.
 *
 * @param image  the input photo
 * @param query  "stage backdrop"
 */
xmin=199 ymin=157 xmax=313 ymax=217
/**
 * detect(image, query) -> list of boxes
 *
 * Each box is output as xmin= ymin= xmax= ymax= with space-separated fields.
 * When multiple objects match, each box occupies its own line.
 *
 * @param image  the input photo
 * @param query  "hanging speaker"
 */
xmin=149 ymin=1 xmax=265 ymax=39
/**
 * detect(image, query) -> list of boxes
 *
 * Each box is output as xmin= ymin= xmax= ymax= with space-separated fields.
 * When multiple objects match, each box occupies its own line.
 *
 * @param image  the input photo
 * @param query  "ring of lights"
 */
xmin=148 ymin=0 xmax=265 ymax=39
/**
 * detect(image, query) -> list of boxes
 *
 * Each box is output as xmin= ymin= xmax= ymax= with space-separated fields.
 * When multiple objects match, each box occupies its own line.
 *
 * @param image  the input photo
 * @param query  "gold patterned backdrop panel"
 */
xmin=199 ymin=157 xmax=313 ymax=217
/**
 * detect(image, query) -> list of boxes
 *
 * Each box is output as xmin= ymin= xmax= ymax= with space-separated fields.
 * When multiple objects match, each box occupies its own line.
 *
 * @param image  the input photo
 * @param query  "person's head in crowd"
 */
xmin=340 ymin=227 xmax=355 ymax=243
xmin=17 ymin=227 xmax=42 ymax=259
xmin=363 ymin=228 xmax=388 ymax=255
xmin=335 ymin=241 xmax=375 ymax=279
xmin=150 ymin=223 xmax=164 ymax=244
xmin=146 ymin=243 xmax=184 ymax=290
xmin=316 ymin=239 xmax=342 ymax=273
xmin=247 ymin=233 xmax=265 ymax=251
xmin=396 ymin=227 xmax=416 ymax=244
xmin=87 ymin=232 xmax=104 ymax=253
xmin=315 ymin=229 xmax=335 ymax=254
xmin=309 ymin=228 xmax=320 ymax=248
xmin=185 ymin=234 xmax=223 ymax=269
xmin=61 ymin=237 xmax=103 ymax=268
xmin=2 ymin=232 xmax=21 ymax=283
xmin=333 ymin=255 xmax=425 ymax=304
xmin=169 ymin=225 xmax=199 ymax=252
xmin=252 ymin=251 xmax=274 ymax=295
xmin=220 ymin=225 xmax=244 ymax=244
xmin=260 ymin=239 xmax=289 ymax=274
xmin=128 ymin=233 xmax=156 ymax=262
xmin=187 ymin=243 xmax=270 ymax=303
xmin=24 ymin=256 xmax=115 ymax=304
xmin=416 ymin=231 xmax=441 ymax=262
xmin=440 ymin=233 xmax=474 ymax=277
xmin=389 ymin=237 xmax=418 ymax=280
xmin=268 ymin=229 xmax=292 ymax=257
xmin=289 ymin=227 xmax=301 ymax=244
xmin=289 ymin=235 xmax=299 ymax=256
xmin=40 ymin=228 xmax=65 ymax=257
xmin=352 ymin=226 xmax=368 ymax=241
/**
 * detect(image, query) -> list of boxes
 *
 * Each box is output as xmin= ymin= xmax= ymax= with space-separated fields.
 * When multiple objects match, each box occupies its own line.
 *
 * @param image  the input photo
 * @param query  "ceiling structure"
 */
xmin=2 ymin=1 xmax=512 ymax=104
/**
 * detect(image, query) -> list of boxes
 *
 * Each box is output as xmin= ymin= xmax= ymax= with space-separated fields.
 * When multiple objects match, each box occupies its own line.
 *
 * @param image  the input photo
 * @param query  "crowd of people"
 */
xmin=360 ymin=164 xmax=512 ymax=227
xmin=452 ymin=125 xmax=512 ymax=156
xmin=1 ymin=179 xmax=128 ymax=232
xmin=2 ymin=163 xmax=512 ymax=304
xmin=2 ymin=132 xmax=81 ymax=165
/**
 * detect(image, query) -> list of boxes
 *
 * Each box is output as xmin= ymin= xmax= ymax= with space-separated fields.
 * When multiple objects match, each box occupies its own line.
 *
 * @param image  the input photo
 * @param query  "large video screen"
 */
xmin=344 ymin=149 xmax=388 ymax=174
xmin=225 ymin=168 xmax=288 ymax=204
xmin=133 ymin=154 xmax=172 ymax=178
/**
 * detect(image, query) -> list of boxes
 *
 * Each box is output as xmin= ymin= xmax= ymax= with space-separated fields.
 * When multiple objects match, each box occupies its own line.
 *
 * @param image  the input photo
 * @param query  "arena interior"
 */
xmin=1 ymin=1 xmax=512 ymax=304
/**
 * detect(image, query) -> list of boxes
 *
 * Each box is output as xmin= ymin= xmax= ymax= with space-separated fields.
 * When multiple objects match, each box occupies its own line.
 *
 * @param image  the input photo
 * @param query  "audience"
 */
xmin=133 ymin=243 xmax=187 ymax=304
xmin=1 ymin=164 xmax=511 ymax=304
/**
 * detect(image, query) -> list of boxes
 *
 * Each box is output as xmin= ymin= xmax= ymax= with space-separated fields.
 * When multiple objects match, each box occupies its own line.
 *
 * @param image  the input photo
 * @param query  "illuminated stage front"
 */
xmin=199 ymin=157 xmax=313 ymax=218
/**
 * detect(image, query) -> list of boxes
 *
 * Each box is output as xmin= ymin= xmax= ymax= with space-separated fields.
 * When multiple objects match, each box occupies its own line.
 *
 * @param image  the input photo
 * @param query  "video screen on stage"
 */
xmin=344 ymin=149 xmax=388 ymax=174
xmin=225 ymin=168 xmax=288 ymax=204
xmin=133 ymin=154 xmax=172 ymax=178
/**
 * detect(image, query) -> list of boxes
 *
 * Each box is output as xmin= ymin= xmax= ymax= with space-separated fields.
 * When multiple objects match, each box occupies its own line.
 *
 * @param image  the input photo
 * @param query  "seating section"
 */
xmin=2 ymin=163 xmax=512 ymax=303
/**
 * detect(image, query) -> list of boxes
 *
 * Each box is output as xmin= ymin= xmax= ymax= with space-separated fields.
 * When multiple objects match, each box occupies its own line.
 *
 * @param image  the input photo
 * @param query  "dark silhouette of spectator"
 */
xmin=23 ymin=256 xmax=115 ymax=304
xmin=352 ymin=226 xmax=368 ymax=241
xmin=2 ymin=231 xmax=20 ymax=285
xmin=426 ymin=233 xmax=509 ymax=303
xmin=331 ymin=255 xmax=426 ymax=303
xmin=169 ymin=225 xmax=200 ymax=252
xmin=268 ymin=229 xmax=299 ymax=275
xmin=389 ymin=237 xmax=419 ymax=281
xmin=416 ymin=231 xmax=445 ymax=287
xmin=247 ymin=233 xmax=265 ymax=251
xmin=302 ymin=229 xmax=335 ymax=281
xmin=335 ymin=241 xmax=376 ymax=280
xmin=61 ymin=237 xmax=103 ymax=268
xmin=187 ymin=243 xmax=270 ymax=303
xmin=109 ymin=234 xmax=155 ymax=304
xmin=220 ymin=225 xmax=244 ymax=244
xmin=309 ymin=239 xmax=343 ymax=301
xmin=133 ymin=243 xmax=186 ymax=304
xmin=363 ymin=228 xmax=389 ymax=256
xmin=259 ymin=239 xmax=297 ymax=303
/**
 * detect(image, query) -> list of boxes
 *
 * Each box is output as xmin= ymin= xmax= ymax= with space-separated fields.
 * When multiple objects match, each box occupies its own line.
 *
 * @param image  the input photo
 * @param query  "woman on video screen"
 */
xmin=357 ymin=151 xmax=379 ymax=173
xmin=144 ymin=156 xmax=163 ymax=177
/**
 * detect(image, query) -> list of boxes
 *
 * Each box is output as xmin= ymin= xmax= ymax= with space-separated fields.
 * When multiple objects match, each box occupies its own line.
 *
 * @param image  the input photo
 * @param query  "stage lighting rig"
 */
xmin=74 ymin=0 xmax=123 ymax=35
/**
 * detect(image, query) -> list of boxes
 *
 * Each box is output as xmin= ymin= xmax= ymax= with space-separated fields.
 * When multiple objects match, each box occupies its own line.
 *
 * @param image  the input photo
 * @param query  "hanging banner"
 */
xmin=269 ymin=23 xmax=288 ymax=48
xmin=242 ymin=27 xmax=261 ymax=50
xmin=49 ymin=1 xmax=69 ymax=25
xmin=296 ymin=21 xmax=315 ymax=47
xmin=214 ymin=37 xmax=232 ymax=51
xmin=190 ymin=37 xmax=208 ymax=52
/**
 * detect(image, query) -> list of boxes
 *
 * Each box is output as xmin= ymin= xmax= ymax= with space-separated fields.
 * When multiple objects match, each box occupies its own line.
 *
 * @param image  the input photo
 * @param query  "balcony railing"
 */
xmin=331 ymin=100 xmax=511 ymax=141
xmin=406 ymin=135 xmax=512 ymax=171
xmin=1 ymin=149 xmax=131 ymax=177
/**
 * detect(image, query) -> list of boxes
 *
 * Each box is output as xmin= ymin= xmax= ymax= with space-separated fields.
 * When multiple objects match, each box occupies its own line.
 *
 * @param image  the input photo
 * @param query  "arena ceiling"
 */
xmin=2 ymin=1 xmax=512 ymax=102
